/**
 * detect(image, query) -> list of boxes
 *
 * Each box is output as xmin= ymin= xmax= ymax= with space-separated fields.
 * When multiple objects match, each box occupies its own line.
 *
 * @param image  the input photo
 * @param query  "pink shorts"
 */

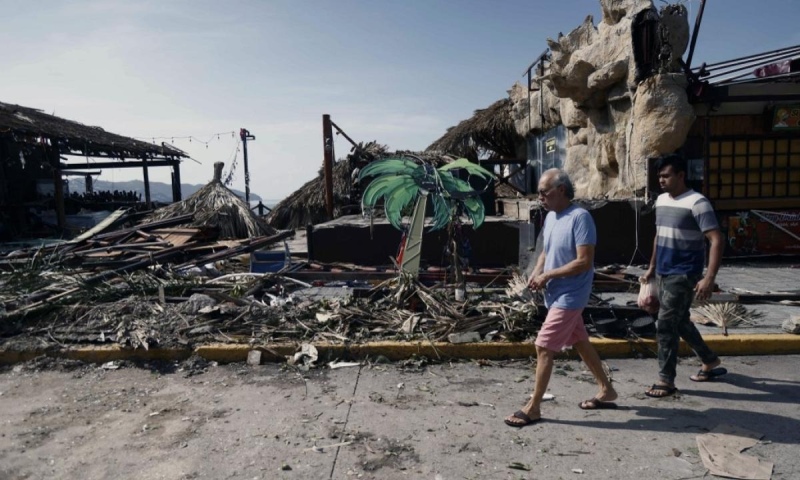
xmin=535 ymin=307 xmax=589 ymax=352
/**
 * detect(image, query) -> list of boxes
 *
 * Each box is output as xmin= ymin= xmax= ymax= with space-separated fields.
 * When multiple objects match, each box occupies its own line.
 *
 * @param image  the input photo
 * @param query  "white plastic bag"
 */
xmin=637 ymin=278 xmax=660 ymax=314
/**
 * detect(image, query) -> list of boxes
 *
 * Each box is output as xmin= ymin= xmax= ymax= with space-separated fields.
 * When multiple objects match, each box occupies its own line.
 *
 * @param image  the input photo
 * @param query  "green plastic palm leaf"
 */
xmin=358 ymin=158 xmax=421 ymax=181
xmin=438 ymin=172 xmax=479 ymax=200
xmin=384 ymin=178 xmax=419 ymax=229
xmin=461 ymin=197 xmax=486 ymax=229
xmin=438 ymin=158 xmax=495 ymax=182
xmin=362 ymin=175 xmax=410 ymax=209
xmin=430 ymin=194 xmax=454 ymax=231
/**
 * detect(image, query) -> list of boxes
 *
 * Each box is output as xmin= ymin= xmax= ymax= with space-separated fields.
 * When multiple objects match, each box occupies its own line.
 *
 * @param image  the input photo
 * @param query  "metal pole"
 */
xmin=240 ymin=128 xmax=255 ymax=204
xmin=685 ymin=0 xmax=707 ymax=70
xmin=322 ymin=114 xmax=335 ymax=219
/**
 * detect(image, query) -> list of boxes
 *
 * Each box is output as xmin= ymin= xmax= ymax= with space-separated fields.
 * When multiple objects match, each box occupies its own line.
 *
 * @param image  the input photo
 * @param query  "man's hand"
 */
xmin=528 ymin=272 xmax=549 ymax=290
xmin=639 ymin=266 xmax=655 ymax=284
xmin=694 ymin=276 xmax=715 ymax=301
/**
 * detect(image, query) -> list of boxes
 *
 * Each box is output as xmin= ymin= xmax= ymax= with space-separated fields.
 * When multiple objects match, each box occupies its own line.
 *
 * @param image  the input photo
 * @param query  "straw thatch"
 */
xmin=426 ymin=98 xmax=523 ymax=161
xmin=0 ymin=101 xmax=186 ymax=160
xmin=266 ymin=141 xmax=389 ymax=230
xmin=148 ymin=162 xmax=277 ymax=239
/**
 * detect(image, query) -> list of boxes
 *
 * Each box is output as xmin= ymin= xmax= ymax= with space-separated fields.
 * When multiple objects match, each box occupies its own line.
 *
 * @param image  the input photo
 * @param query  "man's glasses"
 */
xmin=538 ymin=186 xmax=555 ymax=197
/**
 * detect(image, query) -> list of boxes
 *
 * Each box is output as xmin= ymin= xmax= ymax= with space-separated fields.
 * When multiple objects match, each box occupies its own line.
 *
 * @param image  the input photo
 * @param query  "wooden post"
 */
xmin=171 ymin=161 xmax=182 ymax=202
xmin=213 ymin=161 xmax=224 ymax=182
xmin=142 ymin=156 xmax=152 ymax=208
xmin=322 ymin=114 xmax=335 ymax=219
xmin=50 ymin=147 xmax=66 ymax=231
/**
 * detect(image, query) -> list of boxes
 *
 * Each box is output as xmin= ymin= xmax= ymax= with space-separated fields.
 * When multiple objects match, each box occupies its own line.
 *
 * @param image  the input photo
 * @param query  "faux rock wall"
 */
xmin=510 ymin=0 xmax=694 ymax=198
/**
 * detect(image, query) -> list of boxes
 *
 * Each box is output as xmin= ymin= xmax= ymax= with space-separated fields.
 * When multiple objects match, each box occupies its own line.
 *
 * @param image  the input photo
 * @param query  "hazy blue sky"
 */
xmin=3 ymin=1 xmax=798 ymax=201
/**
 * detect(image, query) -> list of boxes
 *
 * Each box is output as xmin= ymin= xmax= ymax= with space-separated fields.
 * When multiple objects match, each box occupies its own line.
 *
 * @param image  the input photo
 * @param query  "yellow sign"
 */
xmin=545 ymin=137 xmax=556 ymax=154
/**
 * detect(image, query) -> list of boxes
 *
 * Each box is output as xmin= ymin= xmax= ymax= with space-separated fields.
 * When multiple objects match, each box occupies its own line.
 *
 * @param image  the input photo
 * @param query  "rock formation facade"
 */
xmin=509 ymin=0 xmax=693 ymax=198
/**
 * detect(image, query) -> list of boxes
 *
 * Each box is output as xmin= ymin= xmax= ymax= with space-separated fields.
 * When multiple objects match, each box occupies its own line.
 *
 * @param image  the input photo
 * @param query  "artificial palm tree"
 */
xmin=358 ymin=156 xmax=494 ymax=277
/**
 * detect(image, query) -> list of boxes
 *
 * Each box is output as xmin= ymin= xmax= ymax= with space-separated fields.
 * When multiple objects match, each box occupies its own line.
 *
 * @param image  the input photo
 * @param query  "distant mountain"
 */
xmin=67 ymin=178 xmax=260 ymax=203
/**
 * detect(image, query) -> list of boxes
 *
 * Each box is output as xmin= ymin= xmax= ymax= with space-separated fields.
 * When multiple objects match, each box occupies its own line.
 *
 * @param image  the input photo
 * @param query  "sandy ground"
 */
xmin=1 ymin=355 xmax=799 ymax=480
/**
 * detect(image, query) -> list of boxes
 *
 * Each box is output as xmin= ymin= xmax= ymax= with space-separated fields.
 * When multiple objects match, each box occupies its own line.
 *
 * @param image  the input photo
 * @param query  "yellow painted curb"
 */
xmin=0 ymin=346 xmax=191 ymax=366
xmin=700 ymin=334 xmax=800 ymax=355
xmin=1 ymin=334 xmax=799 ymax=366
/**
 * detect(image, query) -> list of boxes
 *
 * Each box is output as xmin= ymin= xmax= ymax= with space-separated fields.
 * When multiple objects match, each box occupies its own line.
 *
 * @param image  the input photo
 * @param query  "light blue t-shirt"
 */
xmin=541 ymin=204 xmax=596 ymax=309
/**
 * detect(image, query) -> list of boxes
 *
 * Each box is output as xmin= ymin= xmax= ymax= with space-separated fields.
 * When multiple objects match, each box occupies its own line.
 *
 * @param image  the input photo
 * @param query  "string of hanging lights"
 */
xmin=133 ymin=131 xmax=237 ymax=148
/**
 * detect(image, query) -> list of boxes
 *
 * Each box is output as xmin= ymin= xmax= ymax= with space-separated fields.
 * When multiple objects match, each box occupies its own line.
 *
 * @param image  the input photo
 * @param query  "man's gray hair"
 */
xmin=544 ymin=168 xmax=575 ymax=199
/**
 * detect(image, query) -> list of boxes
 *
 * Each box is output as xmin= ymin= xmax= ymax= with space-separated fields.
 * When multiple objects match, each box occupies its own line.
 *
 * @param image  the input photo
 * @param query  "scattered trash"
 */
xmin=288 ymin=343 xmax=318 ymax=369
xmin=307 ymin=441 xmax=352 ymax=452
xmin=781 ymin=315 xmax=800 ymax=334
xmin=100 ymin=361 xmax=120 ymax=370
xmin=448 ymin=332 xmax=481 ymax=344
xmin=571 ymin=468 xmax=584 ymax=474
xmin=696 ymin=424 xmax=773 ymax=480
xmin=328 ymin=361 xmax=360 ymax=369
xmin=247 ymin=350 xmax=262 ymax=366
xmin=508 ymin=462 xmax=531 ymax=471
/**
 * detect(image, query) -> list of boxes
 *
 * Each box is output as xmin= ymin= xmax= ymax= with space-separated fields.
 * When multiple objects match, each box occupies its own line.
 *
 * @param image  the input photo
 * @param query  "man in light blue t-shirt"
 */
xmin=505 ymin=169 xmax=617 ymax=428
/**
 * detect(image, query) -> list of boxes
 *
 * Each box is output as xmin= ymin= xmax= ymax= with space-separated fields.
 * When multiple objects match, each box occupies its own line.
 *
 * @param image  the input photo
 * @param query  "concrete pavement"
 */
xmin=1 ymin=355 xmax=798 ymax=479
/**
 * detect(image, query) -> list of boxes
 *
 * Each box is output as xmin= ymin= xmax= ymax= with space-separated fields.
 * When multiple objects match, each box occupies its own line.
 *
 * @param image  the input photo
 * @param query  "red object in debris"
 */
xmin=396 ymin=231 xmax=407 ymax=265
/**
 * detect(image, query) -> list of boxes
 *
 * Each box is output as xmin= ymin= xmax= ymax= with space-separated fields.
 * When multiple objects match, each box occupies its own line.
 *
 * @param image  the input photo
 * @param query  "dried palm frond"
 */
xmin=690 ymin=302 xmax=764 ymax=336
xmin=505 ymin=272 xmax=533 ymax=300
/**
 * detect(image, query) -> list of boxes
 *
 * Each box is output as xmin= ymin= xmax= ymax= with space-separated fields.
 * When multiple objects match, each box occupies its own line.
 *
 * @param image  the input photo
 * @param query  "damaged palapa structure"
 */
xmin=149 ymin=162 xmax=277 ymax=239
xmin=0 ymin=101 xmax=188 ymax=240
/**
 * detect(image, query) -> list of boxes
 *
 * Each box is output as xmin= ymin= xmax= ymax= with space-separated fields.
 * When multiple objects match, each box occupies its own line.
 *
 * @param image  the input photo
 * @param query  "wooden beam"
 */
xmin=61 ymin=160 xmax=180 ymax=169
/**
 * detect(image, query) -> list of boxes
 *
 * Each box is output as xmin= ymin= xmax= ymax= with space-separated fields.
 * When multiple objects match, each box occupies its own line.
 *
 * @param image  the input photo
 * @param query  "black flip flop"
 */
xmin=504 ymin=410 xmax=540 ymax=428
xmin=690 ymin=367 xmax=728 ymax=382
xmin=645 ymin=384 xmax=678 ymax=398
xmin=579 ymin=397 xmax=618 ymax=410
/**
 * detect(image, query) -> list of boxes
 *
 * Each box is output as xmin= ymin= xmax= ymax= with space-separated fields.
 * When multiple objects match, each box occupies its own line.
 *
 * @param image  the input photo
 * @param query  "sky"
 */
xmin=2 ymin=0 xmax=799 ymax=202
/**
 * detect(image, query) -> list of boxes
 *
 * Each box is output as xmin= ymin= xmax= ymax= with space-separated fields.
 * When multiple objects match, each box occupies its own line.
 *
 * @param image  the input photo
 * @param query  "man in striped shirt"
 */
xmin=640 ymin=154 xmax=726 ymax=398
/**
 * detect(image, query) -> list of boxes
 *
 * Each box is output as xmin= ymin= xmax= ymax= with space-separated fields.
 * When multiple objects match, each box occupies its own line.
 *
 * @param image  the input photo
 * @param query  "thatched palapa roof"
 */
xmin=266 ymin=141 xmax=389 ymax=230
xmin=0 ymin=101 xmax=186 ymax=160
xmin=148 ymin=162 xmax=277 ymax=239
xmin=426 ymin=98 xmax=523 ymax=161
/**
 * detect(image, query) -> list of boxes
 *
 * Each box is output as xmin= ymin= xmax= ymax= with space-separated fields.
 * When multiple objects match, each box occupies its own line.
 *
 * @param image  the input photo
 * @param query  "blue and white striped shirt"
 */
xmin=655 ymin=190 xmax=719 ymax=276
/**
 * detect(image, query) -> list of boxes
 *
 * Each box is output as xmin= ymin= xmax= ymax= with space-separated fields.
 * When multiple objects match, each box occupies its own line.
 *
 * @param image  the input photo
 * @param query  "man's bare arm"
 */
xmin=640 ymin=236 xmax=658 ymax=283
xmin=695 ymin=229 xmax=723 ymax=300
xmin=527 ymin=251 xmax=547 ymax=288
xmin=531 ymin=244 xmax=594 ymax=289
